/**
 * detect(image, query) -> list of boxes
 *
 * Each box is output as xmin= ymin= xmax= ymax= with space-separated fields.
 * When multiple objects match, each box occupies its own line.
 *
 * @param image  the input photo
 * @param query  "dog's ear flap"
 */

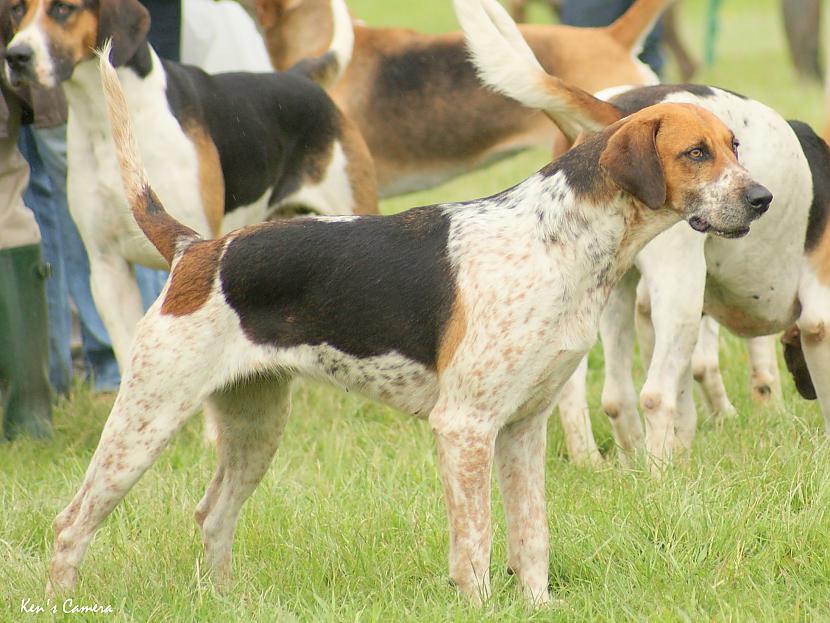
xmin=255 ymin=0 xmax=301 ymax=28
xmin=96 ymin=0 xmax=150 ymax=67
xmin=599 ymin=118 xmax=666 ymax=210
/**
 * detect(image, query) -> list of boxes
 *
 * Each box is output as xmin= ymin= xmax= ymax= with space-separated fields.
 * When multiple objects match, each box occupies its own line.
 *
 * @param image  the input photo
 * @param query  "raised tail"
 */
xmin=97 ymin=41 xmax=199 ymax=267
xmin=453 ymin=0 xmax=623 ymax=141
xmin=606 ymin=0 xmax=673 ymax=55
xmin=287 ymin=0 xmax=354 ymax=89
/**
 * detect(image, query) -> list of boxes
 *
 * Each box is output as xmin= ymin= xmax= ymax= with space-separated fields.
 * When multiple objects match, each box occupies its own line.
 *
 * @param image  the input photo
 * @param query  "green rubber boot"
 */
xmin=0 ymin=243 xmax=52 ymax=439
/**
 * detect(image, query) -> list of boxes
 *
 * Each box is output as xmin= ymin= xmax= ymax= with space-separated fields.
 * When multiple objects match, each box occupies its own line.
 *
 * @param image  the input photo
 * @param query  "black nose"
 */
xmin=745 ymin=183 xmax=772 ymax=215
xmin=5 ymin=44 xmax=33 ymax=71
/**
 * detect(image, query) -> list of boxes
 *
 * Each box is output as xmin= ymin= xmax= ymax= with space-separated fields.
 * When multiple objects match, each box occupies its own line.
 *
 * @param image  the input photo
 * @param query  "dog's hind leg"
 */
xmin=47 ymin=311 xmax=221 ymax=595
xmin=556 ymin=356 xmax=603 ymax=467
xmin=746 ymin=335 xmax=781 ymax=403
xmin=600 ymin=268 xmax=643 ymax=465
xmin=691 ymin=316 xmax=736 ymax=418
xmin=195 ymin=376 xmax=292 ymax=589
xmin=496 ymin=411 xmax=551 ymax=604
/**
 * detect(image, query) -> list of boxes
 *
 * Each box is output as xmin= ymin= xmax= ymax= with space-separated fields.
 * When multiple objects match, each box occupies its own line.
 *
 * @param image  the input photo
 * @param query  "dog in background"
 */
xmin=3 ymin=0 xmax=376 ymax=370
xmin=251 ymin=0 xmax=670 ymax=197
xmin=457 ymin=0 xmax=830 ymax=467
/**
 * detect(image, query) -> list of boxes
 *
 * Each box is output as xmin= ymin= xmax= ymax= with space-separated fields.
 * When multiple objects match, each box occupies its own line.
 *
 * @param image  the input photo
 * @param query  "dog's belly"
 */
xmin=272 ymin=344 xmax=440 ymax=417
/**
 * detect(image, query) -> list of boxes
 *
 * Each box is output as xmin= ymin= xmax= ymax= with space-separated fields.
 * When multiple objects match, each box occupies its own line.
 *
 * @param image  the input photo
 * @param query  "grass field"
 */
xmin=3 ymin=0 xmax=830 ymax=621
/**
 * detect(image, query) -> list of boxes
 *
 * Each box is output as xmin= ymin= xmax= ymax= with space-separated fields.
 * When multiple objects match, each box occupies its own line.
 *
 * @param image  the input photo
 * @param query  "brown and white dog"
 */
xmin=249 ymin=0 xmax=668 ymax=197
xmin=457 ymin=0 xmax=830 ymax=466
xmin=45 ymin=43 xmax=769 ymax=605
xmin=2 ymin=0 xmax=376 ymax=369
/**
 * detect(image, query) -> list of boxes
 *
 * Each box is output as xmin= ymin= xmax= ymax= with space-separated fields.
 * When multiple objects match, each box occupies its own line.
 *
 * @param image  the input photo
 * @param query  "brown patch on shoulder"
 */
xmin=436 ymin=294 xmax=466 ymax=374
xmin=338 ymin=112 xmax=378 ymax=215
xmin=160 ymin=239 xmax=224 ymax=316
xmin=183 ymin=122 xmax=225 ymax=237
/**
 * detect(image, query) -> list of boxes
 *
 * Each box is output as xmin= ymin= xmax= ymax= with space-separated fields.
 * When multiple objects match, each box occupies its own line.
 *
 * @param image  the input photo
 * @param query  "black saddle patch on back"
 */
xmin=219 ymin=208 xmax=457 ymax=368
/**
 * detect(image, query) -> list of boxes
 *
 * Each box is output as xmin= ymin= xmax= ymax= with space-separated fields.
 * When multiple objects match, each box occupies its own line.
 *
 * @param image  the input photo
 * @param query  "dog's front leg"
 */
xmin=430 ymin=404 xmax=497 ymax=605
xmin=746 ymin=335 xmax=782 ymax=402
xmin=496 ymin=411 xmax=551 ymax=605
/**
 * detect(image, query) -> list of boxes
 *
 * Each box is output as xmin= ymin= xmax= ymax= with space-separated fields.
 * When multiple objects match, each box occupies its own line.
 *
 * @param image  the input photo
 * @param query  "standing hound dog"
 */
xmin=457 ymin=0 xmax=827 ymax=466
xmin=3 ymin=0 xmax=376 ymax=369
xmin=249 ymin=0 xmax=669 ymax=197
xmin=46 ymin=44 xmax=769 ymax=606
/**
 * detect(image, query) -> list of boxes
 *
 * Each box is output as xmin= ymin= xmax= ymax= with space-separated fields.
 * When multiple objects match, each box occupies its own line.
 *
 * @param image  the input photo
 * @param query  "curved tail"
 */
xmin=606 ymin=0 xmax=673 ymax=55
xmin=97 ymin=42 xmax=200 ymax=267
xmin=453 ymin=0 xmax=623 ymax=141
xmin=287 ymin=0 xmax=354 ymax=89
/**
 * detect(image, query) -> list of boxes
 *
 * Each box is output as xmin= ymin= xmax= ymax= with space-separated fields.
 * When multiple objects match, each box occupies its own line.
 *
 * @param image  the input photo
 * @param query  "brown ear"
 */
xmin=599 ymin=118 xmax=666 ymax=210
xmin=255 ymin=0 xmax=278 ymax=28
xmin=97 ymin=0 xmax=150 ymax=67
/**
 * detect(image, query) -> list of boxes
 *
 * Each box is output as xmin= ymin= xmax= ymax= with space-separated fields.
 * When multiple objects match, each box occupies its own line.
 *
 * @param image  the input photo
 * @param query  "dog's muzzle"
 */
xmin=744 ymin=183 xmax=773 ymax=216
xmin=4 ymin=43 xmax=35 ymax=86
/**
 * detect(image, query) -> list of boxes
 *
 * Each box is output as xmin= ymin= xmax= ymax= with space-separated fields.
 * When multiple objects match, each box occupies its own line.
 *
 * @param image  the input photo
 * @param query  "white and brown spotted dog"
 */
xmin=248 ymin=0 xmax=668 ymax=197
xmin=2 ymin=0 xmax=376 ymax=369
xmin=457 ymin=0 xmax=830 ymax=466
xmin=46 ymin=44 xmax=769 ymax=605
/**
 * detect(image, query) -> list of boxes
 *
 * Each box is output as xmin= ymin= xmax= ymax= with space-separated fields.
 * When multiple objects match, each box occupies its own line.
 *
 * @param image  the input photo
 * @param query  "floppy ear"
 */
xmin=599 ymin=118 xmax=666 ymax=210
xmin=96 ymin=0 xmax=150 ymax=67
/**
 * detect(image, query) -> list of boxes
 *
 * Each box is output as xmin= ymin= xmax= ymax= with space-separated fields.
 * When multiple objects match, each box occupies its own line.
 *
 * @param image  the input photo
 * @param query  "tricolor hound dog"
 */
xmin=45 ymin=44 xmax=769 ymax=605
xmin=247 ymin=0 xmax=669 ymax=196
xmin=456 ymin=0 xmax=827 ymax=466
xmin=3 ymin=0 xmax=376 ymax=369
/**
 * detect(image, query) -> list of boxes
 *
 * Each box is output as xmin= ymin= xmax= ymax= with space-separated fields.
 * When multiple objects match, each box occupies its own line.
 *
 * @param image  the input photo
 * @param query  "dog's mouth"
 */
xmin=687 ymin=216 xmax=750 ymax=239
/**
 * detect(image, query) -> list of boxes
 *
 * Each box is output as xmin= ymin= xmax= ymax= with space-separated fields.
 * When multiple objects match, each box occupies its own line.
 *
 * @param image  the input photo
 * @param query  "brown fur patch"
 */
xmin=160 ymin=239 xmax=224 ymax=316
xmin=436 ymin=295 xmax=467 ymax=374
xmin=183 ymin=122 xmax=225 ymax=237
xmin=253 ymin=2 xmax=658 ymax=195
xmin=338 ymin=112 xmax=378 ymax=215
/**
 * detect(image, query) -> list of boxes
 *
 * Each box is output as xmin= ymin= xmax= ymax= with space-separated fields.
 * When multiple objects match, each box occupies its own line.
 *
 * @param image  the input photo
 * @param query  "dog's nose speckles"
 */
xmin=745 ymin=184 xmax=772 ymax=215
xmin=5 ymin=44 xmax=33 ymax=71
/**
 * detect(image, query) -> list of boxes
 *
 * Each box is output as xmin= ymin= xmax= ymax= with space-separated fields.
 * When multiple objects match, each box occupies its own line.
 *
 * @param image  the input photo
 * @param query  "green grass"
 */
xmin=3 ymin=0 xmax=830 ymax=620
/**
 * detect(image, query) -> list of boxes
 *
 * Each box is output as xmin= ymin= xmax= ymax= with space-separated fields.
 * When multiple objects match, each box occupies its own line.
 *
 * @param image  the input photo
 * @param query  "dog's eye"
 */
xmin=685 ymin=146 xmax=709 ymax=161
xmin=732 ymin=139 xmax=740 ymax=155
xmin=9 ymin=2 xmax=26 ymax=22
xmin=49 ymin=1 xmax=76 ymax=21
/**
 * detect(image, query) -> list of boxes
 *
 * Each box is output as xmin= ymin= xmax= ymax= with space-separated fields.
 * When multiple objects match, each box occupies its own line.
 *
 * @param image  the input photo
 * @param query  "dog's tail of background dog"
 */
xmin=287 ymin=0 xmax=353 ymax=89
xmin=453 ymin=0 xmax=624 ymax=141
xmin=97 ymin=41 xmax=200 ymax=268
xmin=606 ymin=0 xmax=673 ymax=56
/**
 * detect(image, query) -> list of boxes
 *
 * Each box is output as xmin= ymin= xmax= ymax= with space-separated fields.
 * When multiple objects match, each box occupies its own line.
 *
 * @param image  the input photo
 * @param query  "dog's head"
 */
xmin=600 ymin=102 xmax=771 ymax=238
xmin=3 ymin=0 xmax=149 ymax=88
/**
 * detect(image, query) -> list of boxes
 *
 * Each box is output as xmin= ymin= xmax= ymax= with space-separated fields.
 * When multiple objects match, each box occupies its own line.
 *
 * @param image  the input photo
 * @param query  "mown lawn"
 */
xmin=3 ymin=0 xmax=830 ymax=621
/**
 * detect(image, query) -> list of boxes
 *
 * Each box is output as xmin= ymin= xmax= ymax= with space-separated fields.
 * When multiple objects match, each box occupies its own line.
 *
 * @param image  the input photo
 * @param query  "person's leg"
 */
xmin=32 ymin=125 xmax=122 ymax=392
xmin=0 ymin=114 xmax=52 ymax=438
xmin=18 ymin=126 xmax=72 ymax=396
xmin=559 ymin=0 xmax=664 ymax=76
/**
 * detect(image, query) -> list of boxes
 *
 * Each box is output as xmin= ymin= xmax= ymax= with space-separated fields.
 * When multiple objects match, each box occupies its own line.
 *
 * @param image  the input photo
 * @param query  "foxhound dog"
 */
xmin=3 ymin=0 xmax=376 ymax=369
xmin=248 ymin=0 xmax=669 ymax=197
xmin=456 ymin=0 xmax=826 ymax=466
xmin=46 ymin=45 xmax=769 ymax=605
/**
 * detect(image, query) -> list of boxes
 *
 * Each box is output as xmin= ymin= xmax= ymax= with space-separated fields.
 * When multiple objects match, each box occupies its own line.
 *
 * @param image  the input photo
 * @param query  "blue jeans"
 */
xmin=559 ymin=0 xmax=664 ymax=76
xmin=20 ymin=126 xmax=167 ymax=393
